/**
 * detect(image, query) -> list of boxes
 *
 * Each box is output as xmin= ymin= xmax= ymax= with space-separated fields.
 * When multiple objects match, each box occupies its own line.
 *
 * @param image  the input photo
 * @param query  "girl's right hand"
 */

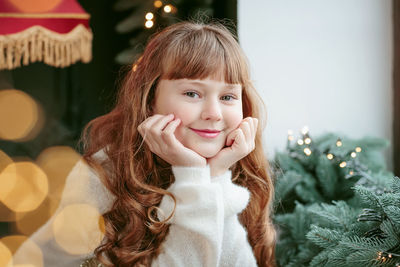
xmin=137 ymin=114 xmax=207 ymax=167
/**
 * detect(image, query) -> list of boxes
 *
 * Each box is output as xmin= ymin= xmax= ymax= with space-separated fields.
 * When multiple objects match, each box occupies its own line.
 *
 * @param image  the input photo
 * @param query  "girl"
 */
xmin=13 ymin=21 xmax=276 ymax=266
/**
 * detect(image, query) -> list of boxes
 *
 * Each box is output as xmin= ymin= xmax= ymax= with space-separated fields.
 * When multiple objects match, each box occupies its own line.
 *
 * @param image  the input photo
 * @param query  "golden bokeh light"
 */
xmin=15 ymin=147 xmax=81 ymax=235
xmin=0 ymin=150 xmax=13 ymax=172
xmin=0 ymin=89 xmax=44 ymax=142
xmin=339 ymin=161 xmax=347 ymax=168
xmin=154 ymin=0 xmax=162 ymax=8
xmin=297 ymin=139 xmax=304 ymax=145
xmin=52 ymin=204 xmax=105 ymax=255
xmin=303 ymin=148 xmax=312 ymax=156
xmin=326 ymin=153 xmax=334 ymax=160
xmin=0 ymin=162 xmax=48 ymax=212
xmin=0 ymin=241 xmax=13 ymax=267
xmin=355 ymin=147 xmax=362 ymax=152
xmin=0 ymin=235 xmax=43 ymax=267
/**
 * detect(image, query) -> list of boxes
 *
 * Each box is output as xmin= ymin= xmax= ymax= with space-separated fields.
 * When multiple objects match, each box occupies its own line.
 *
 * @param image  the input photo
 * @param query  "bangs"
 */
xmin=160 ymin=27 xmax=249 ymax=85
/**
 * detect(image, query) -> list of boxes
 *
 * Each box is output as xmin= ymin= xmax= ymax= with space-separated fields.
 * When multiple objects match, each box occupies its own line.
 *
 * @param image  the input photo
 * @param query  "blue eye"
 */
xmin=185 ymin=91 xmax=199 ymax=98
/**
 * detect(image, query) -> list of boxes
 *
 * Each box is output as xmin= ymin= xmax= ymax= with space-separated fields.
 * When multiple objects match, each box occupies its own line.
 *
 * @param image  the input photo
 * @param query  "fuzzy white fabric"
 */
xmin=12 ymin=158 xmax=257 ymax=267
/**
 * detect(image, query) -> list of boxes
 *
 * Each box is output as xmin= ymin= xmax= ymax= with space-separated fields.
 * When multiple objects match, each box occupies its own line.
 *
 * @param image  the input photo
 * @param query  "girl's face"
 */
xmin=153 ymin=76 xmax=243 ymax=158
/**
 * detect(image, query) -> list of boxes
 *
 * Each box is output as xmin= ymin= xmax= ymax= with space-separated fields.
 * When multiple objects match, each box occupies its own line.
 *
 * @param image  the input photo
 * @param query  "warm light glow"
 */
xmin=301 ymin=126 xmax=309 ymax=135
xmin=303 ymin=148 xmax=312 ymax=156
xmin=145 ymin=20 xmax=154 ymax=28
xmin=0 ymin=162 xmax=48 ymax=212
xmin=164 ymin=4 xmax=172 ymax=13
xmin=13 ymin=147 xmax=83 ymax=235
xmin=145 ymin=12 xmax=154 ymax=20
xmin=0 ymin=235 xmax=43 ymax=267
xmin=336 ymin=140 xmax=342 ymax=147
xmin=339 ymin=161 xmax=347 ymax=168
xmin=327 ymin=153 xmax=334 ymax=160
xmin=304 ymin=138 xmax=311 ymax=144
xmin=9 ymin=0 xmax=62 ymax=13
xmin=297 ymin=139 xmax=304 ymax=145
xmin=0 ymin=241 xmax=12 ymax=267
xmin=154 ymin=0 xmax=162 ymax=8
xmin=0 ymin=149 xmax=13 ymax=172
xmin=132 ymin=64 xmax=138 ymax=72
xmin=0 ymin=89 xmax=43 ymax=141
xmin=355 ymin=147 xmax=362 ymax=152
xmin=351 ymin=152 xmax=357 ymax=158
xmin=349 ymin=171 xmax=354 ymax=175
xmin=52 ymin=204 xmax=105 ymax=255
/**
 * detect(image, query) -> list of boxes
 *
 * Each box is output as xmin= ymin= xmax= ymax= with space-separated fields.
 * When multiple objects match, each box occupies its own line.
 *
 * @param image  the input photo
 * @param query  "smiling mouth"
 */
xmin=190 ymin=128 xmax=221 ymax=138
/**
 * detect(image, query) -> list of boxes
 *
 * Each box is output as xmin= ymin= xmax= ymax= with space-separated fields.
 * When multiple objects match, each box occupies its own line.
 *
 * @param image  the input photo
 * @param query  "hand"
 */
xmin=207 ymin=117 xmax=258 ymax=177
xmin=137 ymin=114 xmax=207 ymax=167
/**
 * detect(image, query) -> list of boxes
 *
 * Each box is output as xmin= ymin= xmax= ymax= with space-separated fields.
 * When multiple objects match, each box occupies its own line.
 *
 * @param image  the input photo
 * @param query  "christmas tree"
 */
xmin=273 ymin=128 xmax=399 ymax=266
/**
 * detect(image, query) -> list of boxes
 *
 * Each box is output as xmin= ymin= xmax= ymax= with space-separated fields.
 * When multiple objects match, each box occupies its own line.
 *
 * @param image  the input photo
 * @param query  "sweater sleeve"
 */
xmin=11 ymin=156 xmax=116 ymax=267
xmin=151 ymin=165 xmax=225 ymax=267
xmin=211 ymin=171 xmax=258 ymax=267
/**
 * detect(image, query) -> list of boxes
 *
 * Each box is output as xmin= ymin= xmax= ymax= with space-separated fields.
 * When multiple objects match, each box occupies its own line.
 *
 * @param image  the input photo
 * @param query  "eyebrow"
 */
xmin=181 ymin=80 xmax=241 ymax=90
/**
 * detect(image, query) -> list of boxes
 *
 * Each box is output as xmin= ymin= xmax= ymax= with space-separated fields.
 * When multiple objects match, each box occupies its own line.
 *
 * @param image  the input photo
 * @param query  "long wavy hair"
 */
xmin=81 ymin=21 xmax=276 ymax=266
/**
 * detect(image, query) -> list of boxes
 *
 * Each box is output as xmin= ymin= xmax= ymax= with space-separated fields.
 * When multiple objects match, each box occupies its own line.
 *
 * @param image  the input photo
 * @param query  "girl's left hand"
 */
xmin=207 ymin=117 xmax=258 ymax=177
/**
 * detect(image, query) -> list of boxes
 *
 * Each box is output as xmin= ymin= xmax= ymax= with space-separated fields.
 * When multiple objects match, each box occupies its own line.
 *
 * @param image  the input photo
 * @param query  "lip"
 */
xmin=190 ymin=128 xmax=221 ymax=138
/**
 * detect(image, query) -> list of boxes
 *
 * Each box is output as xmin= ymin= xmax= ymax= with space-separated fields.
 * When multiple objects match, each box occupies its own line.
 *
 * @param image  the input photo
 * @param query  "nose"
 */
xmin=201 ymin=98 xmax=222 ymax=121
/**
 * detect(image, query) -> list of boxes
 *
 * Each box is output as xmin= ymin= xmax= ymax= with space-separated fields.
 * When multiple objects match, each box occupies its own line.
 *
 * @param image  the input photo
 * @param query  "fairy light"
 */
xmin=304 ymin=148 xmax=312 ymax=156
xmin=351 ymin=152 xmax=357 ymax=158
xmin=339 ymin=161 xmax=347 ymax=168
xmin=327 ymin=153 xmax=334 ymax=160
xmin=154 ymin=0 xmax=163 ymax=8
xmin=164 ymin=4 xmax=172 ymax=13
xmin=336 ymin=139 xmax=342 ymax=147
xmin=349 ymin=171 xmax=354 ymax=175
xmin=355 ymin=147 xmax=362 ymax=152
xmin=287 ymin=130 xmax=294 ymax=141
xmin=145 ymin=20 xmax=154 ymax=28
xmin=145 ymin=12 xmax=154 ymax=20
xmin=301 ymin=126 xmax=309 ymax=135
xmin=304 ymin=137 xmax=311 ymax=144
xmin=297 ymin=139 xmax=304 ymax=145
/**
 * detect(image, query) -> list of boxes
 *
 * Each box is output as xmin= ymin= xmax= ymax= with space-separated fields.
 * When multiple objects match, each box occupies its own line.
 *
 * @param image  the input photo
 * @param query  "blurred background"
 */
xmin=0 ymin=0 xmax=398 ymax=266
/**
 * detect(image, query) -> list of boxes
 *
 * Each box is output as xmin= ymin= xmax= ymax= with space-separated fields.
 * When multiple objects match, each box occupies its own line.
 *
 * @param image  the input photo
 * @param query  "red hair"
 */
xmin=81 ymin=21 xmax=276 ymax=266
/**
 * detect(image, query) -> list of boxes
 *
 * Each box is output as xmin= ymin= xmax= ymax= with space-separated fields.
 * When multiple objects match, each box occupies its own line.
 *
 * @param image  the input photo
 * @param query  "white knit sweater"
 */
xmin=12 ymin=156 xmax=257 ymax=267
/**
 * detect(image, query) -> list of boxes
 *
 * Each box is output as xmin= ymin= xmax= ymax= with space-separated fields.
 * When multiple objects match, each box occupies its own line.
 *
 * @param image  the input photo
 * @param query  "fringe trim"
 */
xmin=0 ymin=24 xmax=92 ymax=69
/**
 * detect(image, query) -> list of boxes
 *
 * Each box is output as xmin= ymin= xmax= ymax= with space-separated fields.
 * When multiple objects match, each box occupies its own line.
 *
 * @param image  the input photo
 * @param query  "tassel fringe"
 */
xmin=0 ymin=24 xmax=92 ymax=69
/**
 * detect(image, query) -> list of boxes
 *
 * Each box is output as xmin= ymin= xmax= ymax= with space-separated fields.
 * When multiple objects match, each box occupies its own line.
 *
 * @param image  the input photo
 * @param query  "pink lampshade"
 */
xmin=0 ymin=0 xmax=92 ymax=69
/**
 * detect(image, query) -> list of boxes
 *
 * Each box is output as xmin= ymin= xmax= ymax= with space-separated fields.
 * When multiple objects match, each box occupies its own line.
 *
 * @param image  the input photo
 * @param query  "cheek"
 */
xmin=226 ymin=108 xmax=243 ymax=130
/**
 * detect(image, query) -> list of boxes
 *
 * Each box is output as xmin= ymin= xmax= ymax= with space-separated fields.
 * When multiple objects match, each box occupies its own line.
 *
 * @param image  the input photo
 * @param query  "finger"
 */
xmin=225 ymin=128 xmax=238 ymax=146
xmin=161 ymin=118 xmax=181 ymax=146
xmin=239 ymin=120 xmax=252 ymax=144
xmin=138 ymin=114 xmax=164 ymax=137
xmin=253 ymin=118 xmax=258 ymax=140
xmin=151 ymin=114 xmax=175 ymax=132
xmin=244 ymin=117 xmax=254 ymax=135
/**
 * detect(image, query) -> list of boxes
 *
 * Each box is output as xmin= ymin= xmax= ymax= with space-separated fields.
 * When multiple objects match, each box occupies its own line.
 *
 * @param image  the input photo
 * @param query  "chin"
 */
xmin=192 ymin=145 xmax=223 ymax=159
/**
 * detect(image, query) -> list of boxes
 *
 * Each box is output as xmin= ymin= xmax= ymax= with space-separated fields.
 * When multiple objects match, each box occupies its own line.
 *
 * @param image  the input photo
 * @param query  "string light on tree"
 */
xmin=351 ymin=152 xmax=357 ymax=158
xmin=304 ymin=137 xmax=311 ymax=144
xmin=297 ymin=139 xmax=304 ymax=145
xmin=287 ymin=130 xmax=294 ymax=141
xmin=339 ymin=161 xmax=347 ymax=168
xmin=154 ymin=0 xmax=163 ymax=8
xmin=164 ymin=4 xmax=172 ymax=13
xmin=349 ymin=171 xmax=354 ymax=175
xmin=303 ymin=147 xmax=312 ymax=156
xmin=301 ymin=126 xmax=309 ymax=135
xmin=327 ymin=153 xmax=334 ymax=160
xmin=145 ymin=12 xmax=154 ymax=20
xmin=355 ymin=147 xmax=362 ymax=153
xmin=336 ymin=139 xmax=343 ymax=147
xmin=145 ymin=20 xmax=154 ymax=28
